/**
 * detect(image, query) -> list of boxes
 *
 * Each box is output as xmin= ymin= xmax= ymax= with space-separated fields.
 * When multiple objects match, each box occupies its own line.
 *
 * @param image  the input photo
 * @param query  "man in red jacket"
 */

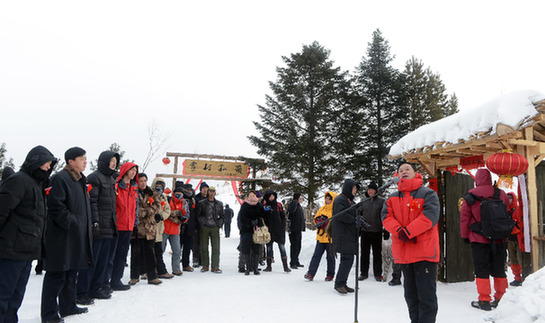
xmin=460 ymin=168 xmax=510 ymax=311
xmin=382 ymin=162 xmax=440 ymax=323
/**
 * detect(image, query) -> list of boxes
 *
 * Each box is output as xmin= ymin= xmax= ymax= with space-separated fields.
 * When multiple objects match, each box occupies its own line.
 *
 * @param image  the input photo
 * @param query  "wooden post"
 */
xmin=525 ymin=128 xmax=540 ymax=271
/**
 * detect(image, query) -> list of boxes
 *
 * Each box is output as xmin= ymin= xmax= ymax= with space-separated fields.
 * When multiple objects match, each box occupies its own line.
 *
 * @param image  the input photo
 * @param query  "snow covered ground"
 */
xmin=16 ymin=229 xmax=541 ymax=323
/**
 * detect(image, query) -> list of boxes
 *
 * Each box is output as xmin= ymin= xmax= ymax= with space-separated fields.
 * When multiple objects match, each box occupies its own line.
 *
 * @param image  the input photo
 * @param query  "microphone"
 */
xmin=377 ymin=177 xmax=399 ymax=193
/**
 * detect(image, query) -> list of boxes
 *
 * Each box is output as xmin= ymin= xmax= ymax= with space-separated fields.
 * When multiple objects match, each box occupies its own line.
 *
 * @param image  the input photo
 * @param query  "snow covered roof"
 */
xmin=389 ymin=90 xmax=545 ymax=159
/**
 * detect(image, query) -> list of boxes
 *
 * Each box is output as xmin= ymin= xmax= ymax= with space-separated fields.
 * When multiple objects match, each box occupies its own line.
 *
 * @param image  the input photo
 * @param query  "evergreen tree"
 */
xmin=89 ymin=143 xmax=133 ymax=171
xmin=0 ymin=143 xmax=15 ymax=175
xmin=403 ymin=56 xmax=459 ymax=131
xmin=249 ymin=41 xmax=351 ymax=207
xmin=352 ymin=29 xmax=406 ymax=185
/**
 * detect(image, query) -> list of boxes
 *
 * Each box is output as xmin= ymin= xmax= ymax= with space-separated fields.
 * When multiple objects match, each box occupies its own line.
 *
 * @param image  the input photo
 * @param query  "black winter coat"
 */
xmin=87 ymin=151 xmax=119 ymax=239
xmin=197 ymin=198 xmax=224 ymax=228
xmin=288 ymin=199 xmax=305 ymax=233
xmin=224 ymin=207 xmax=234 ymax=223
xmin=331 ymin=179 xmax=359 ymax=255
xmin=44 ymin=166 xmax=93 ymax=271
xmin=360 ymin=195 xmax=385 ymax=233
xmin=263 ymin=190 xmax=286 ymax=244
xmin=0 ymin=146 xmax=56 ymax=261
xmin=238 ymin=201 xmax=265 ymax=235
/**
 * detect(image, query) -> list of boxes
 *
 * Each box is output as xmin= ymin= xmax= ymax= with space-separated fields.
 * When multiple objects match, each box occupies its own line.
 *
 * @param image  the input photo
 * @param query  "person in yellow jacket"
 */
xmin=304 ymin=191 xmax=338 ymax=281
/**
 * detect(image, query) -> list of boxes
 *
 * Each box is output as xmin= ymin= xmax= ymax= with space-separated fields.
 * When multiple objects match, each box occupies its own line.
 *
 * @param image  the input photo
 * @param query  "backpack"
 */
xmin=464 ymin=187 xmax=515 ymax=240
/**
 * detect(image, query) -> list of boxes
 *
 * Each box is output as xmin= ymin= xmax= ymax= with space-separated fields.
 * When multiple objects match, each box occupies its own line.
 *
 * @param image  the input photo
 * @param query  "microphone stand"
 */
xmin=316 ymin=179 xmax=397 ymax=323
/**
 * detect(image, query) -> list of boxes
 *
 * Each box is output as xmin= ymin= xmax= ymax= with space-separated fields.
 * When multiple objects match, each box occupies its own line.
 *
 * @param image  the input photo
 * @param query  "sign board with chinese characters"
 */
xmin=182 ymin=159 xmax=250 ymax=179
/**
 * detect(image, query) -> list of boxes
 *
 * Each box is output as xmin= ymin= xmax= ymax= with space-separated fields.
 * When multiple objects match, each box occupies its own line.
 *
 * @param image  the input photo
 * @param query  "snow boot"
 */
xmin=244 ymin=253 xmax=251 ymax=276
xmin=510 ymin=264 xmax=523 ymax=286
xmin=253 ymin=254 xmax=261 ymax=275
xmin=471 ymin=300 xmax=491 ymax=311
xmin=475 ymin=277 xmax=492 ymax=302
xmin=263 ymin=257 xmax=272 ymax=272
xmin=281 ymin=256 xmax=291 ymax=273
xmin=493 ymin=277 xmax=508 ymax=301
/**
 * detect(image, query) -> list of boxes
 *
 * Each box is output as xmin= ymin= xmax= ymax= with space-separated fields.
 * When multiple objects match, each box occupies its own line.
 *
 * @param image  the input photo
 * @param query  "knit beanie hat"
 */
xmin=64 ymin=147 xmax=86 ymax=163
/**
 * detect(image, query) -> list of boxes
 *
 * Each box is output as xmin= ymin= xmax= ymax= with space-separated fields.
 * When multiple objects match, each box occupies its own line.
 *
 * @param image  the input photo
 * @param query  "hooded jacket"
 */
xmin=151 ymin=177 xmax=171 ymax=242
xmin=44 ymin=164 xmax=93 ymax=271
xmin=507 ymin=192 xmax=525 ymax=251
xmin=460 ymin=168 xmax=510 ymax=245
xmin=331 ymin=179 xmax=359 ymax=254
xmin=263 ymin=190 xmax=286 ymax=244
xmin=382 ymin=173 xmax=440 ymax=264
xmin=0 ymin=146 xmax=56 ymax=261
xmin=314 ymin=191 xmax=338 ymax=243
xmin=115 ymin=162 xmax=139 ymax=231
xmin=87 ymin=151 xmax=120 ymax=239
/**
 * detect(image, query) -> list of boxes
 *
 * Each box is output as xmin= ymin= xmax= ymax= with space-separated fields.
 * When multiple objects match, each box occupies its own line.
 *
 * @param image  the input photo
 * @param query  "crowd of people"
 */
xmin=0 ymin=147 xmax=529 ymax=323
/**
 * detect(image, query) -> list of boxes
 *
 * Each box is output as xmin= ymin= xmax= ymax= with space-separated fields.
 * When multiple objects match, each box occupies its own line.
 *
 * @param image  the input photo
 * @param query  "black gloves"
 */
xmin=154 ymin=213 xmax=163 ymax=223
xmin=383 ymin=230 xmax=390 ymax=240
xmin=356 ymin=217 xmax=371 ymax=230
xmin=92 ymin=222 xmax=100 ymax=238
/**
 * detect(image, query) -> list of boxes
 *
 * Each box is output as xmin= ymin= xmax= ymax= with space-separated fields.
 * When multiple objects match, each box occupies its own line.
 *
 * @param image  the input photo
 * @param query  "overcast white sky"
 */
xmin=1 ymin=0 xmax=544 ymax=180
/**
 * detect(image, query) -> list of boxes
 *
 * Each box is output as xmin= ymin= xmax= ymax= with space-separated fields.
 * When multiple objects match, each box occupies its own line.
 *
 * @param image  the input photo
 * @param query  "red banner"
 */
xmin=428 ymin=178 xmax=438 ymax=194
xmin=460 ymin=155 xmax=484 ymax=170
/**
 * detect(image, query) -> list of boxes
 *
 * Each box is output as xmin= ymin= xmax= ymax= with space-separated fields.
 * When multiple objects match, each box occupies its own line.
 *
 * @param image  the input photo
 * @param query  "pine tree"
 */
xmin=249 ymin=41 xmax=351 ymax=207
xmin=0 ymin=143 xmax=15 ymax=175
xmin=403 ymin=56 xmax=459 ymax=131
xmin=352 ymin=29 xmax=406 ymax=185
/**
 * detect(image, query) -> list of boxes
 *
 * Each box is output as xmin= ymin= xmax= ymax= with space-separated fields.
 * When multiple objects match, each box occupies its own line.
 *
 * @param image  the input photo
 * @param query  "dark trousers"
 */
xmin=155 ymin=242 xmax=168 ymax=275
xmin=335 ymin=253 xmax=354 ymax=288
xmin=0 ymin=258 xmax=31 ymax=323
xmin=192 ymin=226 xmax=201 ymax=265
xmin=224 ymin=221 xmax=232 ymax=238
xmin=402 ymin=261 xmax=438 ymax=323
xmin=471 ymin=242 xmax=507 ymax=279
xmin=111 ymin=230 xmax=132 ymax=287
xmin=130 ymin=238 xmax=157 ymax=280
xmin=361 ymin=232 xmax=382 ymax=277
xmin=266 ymin=241 xmax=287 ymax=258
xmin=103 ymin=234 xmax=118 ymax=289
xmin=289 ymin=231 xmax=302 ymax=266
xmin=180 ymin=233 xmax=193 ymax=268
xmin=307 ymin=242 xmax=335 ymax=277
xmin=41 ymin=269 xmax=78 ymax=320
xmin=393 ymin=263 xmax=402 ymax=280
xmin=78 ymin=238 xmax=112 ymax=297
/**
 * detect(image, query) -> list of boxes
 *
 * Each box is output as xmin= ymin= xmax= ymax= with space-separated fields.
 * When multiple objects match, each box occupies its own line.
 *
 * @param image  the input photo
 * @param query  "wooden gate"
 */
xmin=440 ymin=171 xmax=475 ymax=282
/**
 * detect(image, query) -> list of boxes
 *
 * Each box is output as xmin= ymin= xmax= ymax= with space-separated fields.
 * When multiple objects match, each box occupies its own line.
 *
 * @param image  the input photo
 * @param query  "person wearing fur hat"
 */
xmin=287 ymin=192 xmax=305 ymax=269
xmin=192 ymin=181 xmax=209 ymax=268
xmin=358 ymin=181 xmax=387 ymax=282
xmin=0 ymin=146 xmax=56 ymax=323
xmin=41 ymin=147 xmax=93 ymax=321
xmin=151 ymin=177 xmax=173 ymax=279
xmin=382 ymin=161 xmax=440 ymax=322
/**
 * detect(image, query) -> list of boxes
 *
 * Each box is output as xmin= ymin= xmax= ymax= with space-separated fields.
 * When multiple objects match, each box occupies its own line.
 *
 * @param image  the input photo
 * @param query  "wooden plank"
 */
xmin=525 ymin=127 xmax=540 ymax=271
xmin=155 ymin=173 xmax=271 ymax=182
xmin=533 ymin=129 xmax=545 ymax=142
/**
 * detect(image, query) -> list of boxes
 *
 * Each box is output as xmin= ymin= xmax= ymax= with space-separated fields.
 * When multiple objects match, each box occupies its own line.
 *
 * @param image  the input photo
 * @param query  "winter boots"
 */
xmin=473 ymin=277 xmax=507 ymax=311
xmin=263 ymin=257 xmax=272 ymax=272
xmin=244 ymin=253 xmax=260 ymax=275
xmin=281 ymin=256 xmax=291 ymax=272
xmin=510 ymin=264 xmax=523 ymax=286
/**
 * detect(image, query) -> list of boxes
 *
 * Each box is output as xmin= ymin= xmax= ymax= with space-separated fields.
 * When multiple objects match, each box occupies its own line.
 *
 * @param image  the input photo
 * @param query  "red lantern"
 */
xmin=162 ymin=157 xmax=171 ymax=165
xmin=164 ymin=188 xmax=172 ymax=195
xmin=486 ymin=150 xmax=528 ymax=188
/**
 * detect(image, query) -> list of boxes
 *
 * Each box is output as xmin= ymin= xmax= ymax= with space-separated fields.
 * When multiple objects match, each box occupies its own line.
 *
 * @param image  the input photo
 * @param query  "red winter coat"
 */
xmin=507 ymin=192 xmax=525 ymax=251
xmin=460 ymin=168 xmax=510 ymax=244
xmin=115 ymin=163 xmax=139 ymax=231
xmin=164 ymin=196 xmax=186 ymax=235
xmin=382 ymin=173 xmax=440 ymax=264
